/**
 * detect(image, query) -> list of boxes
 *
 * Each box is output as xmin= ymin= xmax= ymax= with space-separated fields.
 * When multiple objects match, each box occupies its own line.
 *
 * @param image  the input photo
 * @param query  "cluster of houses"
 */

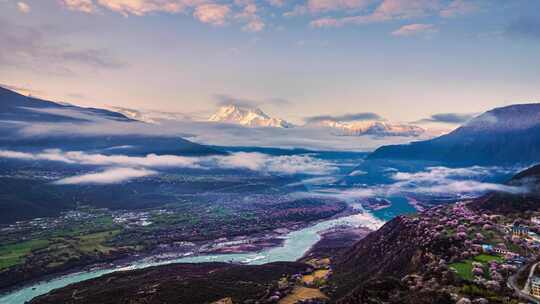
xmin=420 ymin=203 xmax=540 ymax=295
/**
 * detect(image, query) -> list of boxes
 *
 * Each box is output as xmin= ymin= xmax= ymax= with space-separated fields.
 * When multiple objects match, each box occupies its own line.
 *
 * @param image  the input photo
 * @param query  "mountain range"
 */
xmin=0 ymin=86 xmax=220 ymax=156
xmin=369 ymin=103 xmax=540 ymax=165
xmin=29 ymin=164 xmax=540 ymax=304
xmin=208 ymin=104 xmax=427 ymax=138
xmin=208 ymin=104 xmax=294 ymax=128
xmin=310 ymin=119 xmax=426 ymax=137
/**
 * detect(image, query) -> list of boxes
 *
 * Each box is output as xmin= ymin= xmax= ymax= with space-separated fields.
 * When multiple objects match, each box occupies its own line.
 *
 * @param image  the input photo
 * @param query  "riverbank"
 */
xmin=301 ymin=225 xmax=373 ymax=261
xmin=0 ymin=207 xmax=380 ymax=304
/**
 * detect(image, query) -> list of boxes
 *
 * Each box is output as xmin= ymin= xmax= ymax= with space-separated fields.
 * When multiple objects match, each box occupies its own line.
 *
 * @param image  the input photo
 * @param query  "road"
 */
xmin=508 ymin=262 xmax=540 ymax=304
xmin=524 ymin=262 xmax=539 ymax=294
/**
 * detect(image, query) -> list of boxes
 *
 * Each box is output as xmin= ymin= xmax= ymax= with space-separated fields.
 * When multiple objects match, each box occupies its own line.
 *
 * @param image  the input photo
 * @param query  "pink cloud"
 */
xmin=266 ymin=0 xmax=284 ymax=7
xmin=96 ymin=0 xmax=190 ymax=16
xmin=440 ymin=0 xmax=478 ymax=18
xmin=391 ymin=23 xmax=438 ymax=36
xmin=374 ymin=0 xmax=442 ymax=19
xmin=243 ymin=19 xmax=265 ymax=32
xmin=193 ymin=4 xmax=231 ymax=26
xmin=307 ymin=0 xmax=373 ymax=13
xmin=60 ymin=0 xmax=98 ymax=13
xmin=17 ymin=2 xmax=31 ymax=13
xmin=311 ymin=0 xmax=444 ymax=28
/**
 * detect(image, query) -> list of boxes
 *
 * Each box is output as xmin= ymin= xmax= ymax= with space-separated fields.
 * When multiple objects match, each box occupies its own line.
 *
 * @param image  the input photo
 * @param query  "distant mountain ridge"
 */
xmin=369 ymin=103 xmax=540 ymax=165
xmin=311 ymin=119 xmax=425 ymax=137
xmin=0 ymin=86 xmax=131 ymax=124
xmin=470 ymin=163 xmax=540 ymax=213
xmin=0 ymin=86 xmax=221 ymax=156
xmin=208 ymin=104 xmax=294 ymax=128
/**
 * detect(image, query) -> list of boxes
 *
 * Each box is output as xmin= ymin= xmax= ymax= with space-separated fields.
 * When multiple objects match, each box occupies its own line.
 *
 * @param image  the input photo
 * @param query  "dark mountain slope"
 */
xmin=470 ymin=164 xmax=540 ymax=213
xmin=329 ymin=165 xmax=540 ymax=303
xmin=31 ymin=262 xmax=310 ymax=304
xmin=369 ymin=104 xmax=540 ymax=165
xmin=0 ymin=86 xmax=130 ymax=124
xmin=0 ymin=86 xmax=220 ymax=156
xmin=331 ymin=216 xmax=459 ymax=303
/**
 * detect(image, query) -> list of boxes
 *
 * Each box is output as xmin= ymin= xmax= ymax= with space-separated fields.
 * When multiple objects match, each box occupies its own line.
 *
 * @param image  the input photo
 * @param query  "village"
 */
xmin=415 ymin=201 xmax=540 ymax=303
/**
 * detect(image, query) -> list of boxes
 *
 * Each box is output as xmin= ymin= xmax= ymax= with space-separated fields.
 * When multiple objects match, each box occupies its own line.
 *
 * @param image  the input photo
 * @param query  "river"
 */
xmin=0 ymin=212 xmax=384 ymax=304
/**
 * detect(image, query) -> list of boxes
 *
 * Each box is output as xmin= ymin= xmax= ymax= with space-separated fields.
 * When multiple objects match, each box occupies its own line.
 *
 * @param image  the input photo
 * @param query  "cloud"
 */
xmin=194 ymin=3 xmax=231 ymax=26
xmin=0 ymin=149 xmax=339 ymax=176
xmin=0 ymin=21 xmax=125 ymax=73
xmin=57 ymin=0 xmax=263 ymax=31
xmin=243 ymin=19 xmax=265 ymax=32
xmin=11 ymin=115 xmax=430 ymax=152
xmin=95 ymin=0 xmax=194 ymax=16
xmin=214 ymin=94 xmax=292 ymax=107
xmin=440 ymin=0 xmax=478 ymax=18
xmin=5 ymin=101 xmax=433 ymax=152
xmin=286 ymin=176 xmax=339 ymax=187
xmin=310 ymin=0 xmax=445 ymax=28
xmin=266 ymin=0 xmax=284 ymax=7
xmin=54 ymin=167 xmax=157 ymax=185
xmin=305 ymin=112 xmax=382 ymax=123
xmin=0 ymin=149 xmax=202 ymax=168
xmin=17 ymin=1 xmax=30 ymax=13
xmin=417 ymin=112 xmax=475 ymax=124
xmin=60 ymin=0 xmax=98 ymax=13
xmin=0 ymin=83 xmax=41 ymax=96
xmin=506 ymin=17 xmax=540 ymax=40
xmin=388 ymin=166 xmax=524 ymax=195
xmin=234 ymin=0 xmax=265 ymax=32
xmin=301 ymin=165 xmax=524 ymax=204
xmin=391 ymin=23 xmax=438 ymax=37
xmin=286 ymin=0 xmax=373 ymax=17
xmin=349 ymin=169 xmax=367 ymax=176
xmin=60 ymin=49 xmax=126 ymax=69
xmin=307 ymin=0 xmax=373 ymax=14
xmin=217 ymin=152 xmax=339 ymax=175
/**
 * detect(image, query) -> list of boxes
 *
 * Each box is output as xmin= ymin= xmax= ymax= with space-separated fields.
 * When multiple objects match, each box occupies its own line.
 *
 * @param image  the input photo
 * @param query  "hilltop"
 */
xmin=369 ymin=104 xmax=540 ymax=165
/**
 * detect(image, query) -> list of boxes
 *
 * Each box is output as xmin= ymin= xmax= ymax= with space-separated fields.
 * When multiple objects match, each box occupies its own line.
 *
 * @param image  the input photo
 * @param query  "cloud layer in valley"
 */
xmin=304 ymin=112 xmax=383 ymax=124
xmin=297 ymin=165 xmax=524 ymax=204
xmin=54 ymin=167 xmax=157 ymax=185
xmin=7 ymin=105 xmax=434 ymax=152
xmin=0 ymin=149 xmax=339 ymax=184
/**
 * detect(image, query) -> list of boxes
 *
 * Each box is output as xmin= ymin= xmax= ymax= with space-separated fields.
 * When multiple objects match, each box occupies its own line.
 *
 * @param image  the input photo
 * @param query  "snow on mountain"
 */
xmin=369 ymin=103 xmax=540 ymax=164
xmin=455 ymin=103 xmax=540 ymax=134
xmin=109 ymin=106 xmax=192 ymax=124
xmin=312 ymin=120 xmax=425 ymax=137
xmin=208 ymin=104 xmax=293 ymax=128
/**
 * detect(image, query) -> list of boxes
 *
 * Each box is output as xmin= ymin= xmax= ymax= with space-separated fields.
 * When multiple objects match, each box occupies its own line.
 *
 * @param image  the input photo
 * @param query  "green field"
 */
xmin=450 ymin=254 xmax=503 ymax=281
xmin=74 ymin=230 xmax=120 ymax=254
xmin=0 ymin=239 xmax=49 ymax=270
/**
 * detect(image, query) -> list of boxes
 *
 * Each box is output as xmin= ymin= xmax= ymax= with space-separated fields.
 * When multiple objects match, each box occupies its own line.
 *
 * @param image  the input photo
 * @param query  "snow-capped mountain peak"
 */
xmin=208 ymin=104 xmax=293 ymax=128
xmin=312 ymin=119 xmax=425 ymax=137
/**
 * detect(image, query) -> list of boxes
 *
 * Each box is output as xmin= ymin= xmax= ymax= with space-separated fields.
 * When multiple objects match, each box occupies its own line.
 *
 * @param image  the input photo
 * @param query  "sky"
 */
xmin=1 ymin=0 xmax=539 ymax=126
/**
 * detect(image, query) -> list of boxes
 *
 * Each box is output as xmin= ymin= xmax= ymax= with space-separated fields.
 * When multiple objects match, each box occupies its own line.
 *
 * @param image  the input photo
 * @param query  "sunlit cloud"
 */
xmin=298 ymin=165 xmax=524 ymax=204
xmin=440 ymin=0 xmax=478 ymax=18
xmin=304 ymin=112 xmax=382 ymax=123
xmin=0 ymin=21 xmax=125 ymax=74
xmin=0 ymin=149 xmax=339 ymax=177
xmin=266 ymin=0 xmax=284 ymax=7
xmin=391 ymin=23 xmax=438 ymax=37
xmin=96 ymin=0 xmax=193 ymax=16
xmin=17 ymin=1 xmax=30 ymax=13
xmin=310 ymin=0 xmax=469 ymax=28
xmin=193 ymin=3 xmax=231 ymax=25
xmin=54 ymin=167 xmax=157 ymax=185
xmin=60 ymin=0 xmax=98 ymax=13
